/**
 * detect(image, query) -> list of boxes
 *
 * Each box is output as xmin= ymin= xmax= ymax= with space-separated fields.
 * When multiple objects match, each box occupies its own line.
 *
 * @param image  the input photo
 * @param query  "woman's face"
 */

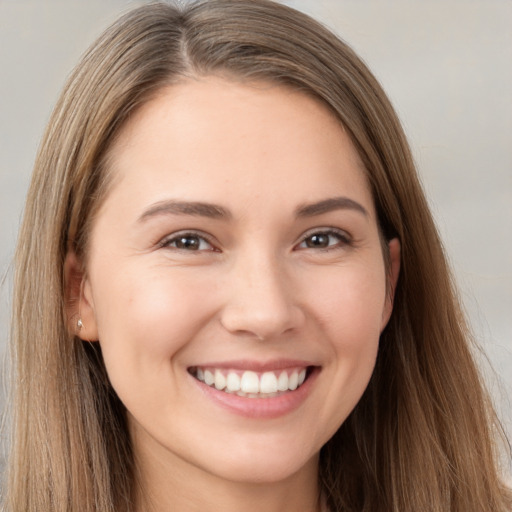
xmin=77 ymin=78 xmax=399 ymax=485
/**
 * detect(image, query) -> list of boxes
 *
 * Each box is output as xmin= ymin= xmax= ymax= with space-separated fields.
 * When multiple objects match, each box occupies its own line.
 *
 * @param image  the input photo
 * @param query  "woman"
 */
xmin=5 ymin=0 xmax=511 ymax=511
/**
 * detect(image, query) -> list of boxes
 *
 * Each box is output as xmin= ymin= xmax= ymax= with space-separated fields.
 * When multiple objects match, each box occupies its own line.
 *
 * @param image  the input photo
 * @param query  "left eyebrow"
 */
xmin=295 ymin=196 xmax=368 ymax=218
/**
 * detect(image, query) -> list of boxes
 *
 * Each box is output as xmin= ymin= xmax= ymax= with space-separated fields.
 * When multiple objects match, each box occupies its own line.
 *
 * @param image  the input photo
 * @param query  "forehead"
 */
xmin=104 ymin=77 xmax=375 ymax=219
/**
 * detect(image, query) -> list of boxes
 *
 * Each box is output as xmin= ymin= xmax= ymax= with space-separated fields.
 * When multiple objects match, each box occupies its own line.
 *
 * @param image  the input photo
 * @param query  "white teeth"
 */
xmin=204 ymin=369 xmax=214 ymax=386
xmin=277 ymin=371 xmax=289 ymax=391
xmin=240 ymin=371 xmax=260 ymax=393
xmin=259 ymin=372 xmax=278 ymax=394
xmin=226 ymin=372 xmax=241 ymax=392
xmin=288 ymin=371 xmax=299 ymax=390
xmin=214 ymin=369 xmax=226 ymax=390
xmin=193 ymin=367 xmax=310 ymax=396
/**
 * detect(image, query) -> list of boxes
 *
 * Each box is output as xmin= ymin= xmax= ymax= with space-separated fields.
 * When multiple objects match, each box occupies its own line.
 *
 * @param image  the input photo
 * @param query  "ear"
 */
xmin=381 ymin=237 xmax=401 ymax=330
xmin=63 ymin=250 xmax=99 ymax=341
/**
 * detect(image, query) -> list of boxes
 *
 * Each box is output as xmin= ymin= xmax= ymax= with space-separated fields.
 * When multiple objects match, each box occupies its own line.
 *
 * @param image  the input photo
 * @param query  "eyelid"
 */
xmin=158 ymin=230 xmax=219 ymax=251
xmin=295 ymin=227 xmax=352 ymax=250
xmin=155 ymin=227 xmax=352 ymax=252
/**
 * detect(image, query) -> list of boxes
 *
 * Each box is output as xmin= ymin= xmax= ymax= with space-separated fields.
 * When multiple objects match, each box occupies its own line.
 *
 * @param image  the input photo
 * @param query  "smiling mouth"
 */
xmin=188 ymin=366 xmax=313 ymax=398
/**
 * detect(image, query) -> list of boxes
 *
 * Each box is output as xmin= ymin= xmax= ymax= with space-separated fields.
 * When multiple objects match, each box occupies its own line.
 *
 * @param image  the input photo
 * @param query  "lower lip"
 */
xmin=190 ymin=368 xmax=319 ymax=419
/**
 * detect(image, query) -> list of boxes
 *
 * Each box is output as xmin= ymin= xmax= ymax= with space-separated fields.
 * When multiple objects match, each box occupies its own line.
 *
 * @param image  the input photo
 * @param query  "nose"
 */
xmin=220 ymin=253 xmax=305 ymax=340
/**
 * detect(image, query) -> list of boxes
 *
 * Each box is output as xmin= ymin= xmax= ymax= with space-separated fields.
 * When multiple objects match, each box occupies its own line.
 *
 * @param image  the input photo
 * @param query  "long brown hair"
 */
xmin=6 ymin=1 xmax=511 ymax=510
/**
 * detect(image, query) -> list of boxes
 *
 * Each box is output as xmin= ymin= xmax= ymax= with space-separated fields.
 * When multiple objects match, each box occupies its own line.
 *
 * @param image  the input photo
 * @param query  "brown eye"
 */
xmin=175 ymin=235 xmax=201 ymax=250
xmin=304 ymin=233 xmax=330 ymax=248
xmin=297 ymin=230 xmax=350 ymax=250
xmin=162 ymin=233 xmax=214 ymax=251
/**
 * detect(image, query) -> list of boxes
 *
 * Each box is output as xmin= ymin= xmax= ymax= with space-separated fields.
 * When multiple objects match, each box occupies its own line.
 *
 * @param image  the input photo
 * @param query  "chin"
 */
xmin=201 ymin=440 xmax=319 ymax=485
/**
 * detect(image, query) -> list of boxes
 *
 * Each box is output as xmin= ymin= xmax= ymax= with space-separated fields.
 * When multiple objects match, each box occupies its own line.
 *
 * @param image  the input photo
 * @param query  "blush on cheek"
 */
xmin=319 ymin=285 xmax=385 ymax=343
xmin=121 ymin=275 xmax=216 ymax=356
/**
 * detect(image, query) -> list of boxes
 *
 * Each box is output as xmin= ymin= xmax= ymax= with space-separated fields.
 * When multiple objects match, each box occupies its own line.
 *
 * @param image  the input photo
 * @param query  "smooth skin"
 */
xmin=67 ymin=77 xmax=400 ymax=512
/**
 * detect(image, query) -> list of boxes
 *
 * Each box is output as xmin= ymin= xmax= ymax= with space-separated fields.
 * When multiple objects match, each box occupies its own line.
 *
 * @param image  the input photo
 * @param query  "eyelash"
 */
xmin=159 ymin=231 xmax=218 ymax=252
xmin=158 ymin=228 xmax=352 ymax=253
xmin=295 ymin=228 xmax=352 ymax=251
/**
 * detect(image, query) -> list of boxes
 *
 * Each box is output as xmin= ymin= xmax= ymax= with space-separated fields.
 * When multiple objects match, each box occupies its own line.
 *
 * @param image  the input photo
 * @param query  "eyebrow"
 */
xmin=138 ymin=200 xmax=231 ymax=222
xmin=295 ymin=197 xmax=368 ymax=218
xmin=138 ymin=196 xmax=368 ymax=223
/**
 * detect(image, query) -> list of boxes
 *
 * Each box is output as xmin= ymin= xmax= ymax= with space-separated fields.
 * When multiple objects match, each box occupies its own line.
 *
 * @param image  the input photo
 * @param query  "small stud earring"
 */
xmin=77 ymin=318 xmax=83 ymax=331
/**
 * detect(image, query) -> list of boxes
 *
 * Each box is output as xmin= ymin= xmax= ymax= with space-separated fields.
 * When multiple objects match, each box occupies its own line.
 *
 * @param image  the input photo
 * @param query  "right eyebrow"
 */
xmin=137 ymin=200 xmax=231 ymax=223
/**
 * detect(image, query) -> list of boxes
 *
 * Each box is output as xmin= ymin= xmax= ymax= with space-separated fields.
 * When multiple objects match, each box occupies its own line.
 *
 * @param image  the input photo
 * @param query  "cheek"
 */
xmin=304 ymin=263 xmax=385 ymax=425
xmin=307 ymin=262 xmax=387 ymax=345
xmin=90 ymin=266 xmax=218 ymax=377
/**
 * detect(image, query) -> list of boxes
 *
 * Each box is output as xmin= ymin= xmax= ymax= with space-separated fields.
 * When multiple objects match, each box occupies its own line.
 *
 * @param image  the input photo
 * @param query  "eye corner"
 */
xmin=294 ymin=228 xmax=353 ymax=252
xmin=159 ymin=231 xmax=220 ymax=253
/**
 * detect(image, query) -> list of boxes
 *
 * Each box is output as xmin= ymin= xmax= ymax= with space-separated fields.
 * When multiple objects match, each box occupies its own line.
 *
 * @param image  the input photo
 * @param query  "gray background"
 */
xmin=1 ymin=0 xmax=511 ymax=474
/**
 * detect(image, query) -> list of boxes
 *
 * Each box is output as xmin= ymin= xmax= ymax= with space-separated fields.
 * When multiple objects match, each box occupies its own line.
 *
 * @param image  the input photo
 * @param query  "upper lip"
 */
xmin=188 ymin=359 xmax=318 ymax=372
